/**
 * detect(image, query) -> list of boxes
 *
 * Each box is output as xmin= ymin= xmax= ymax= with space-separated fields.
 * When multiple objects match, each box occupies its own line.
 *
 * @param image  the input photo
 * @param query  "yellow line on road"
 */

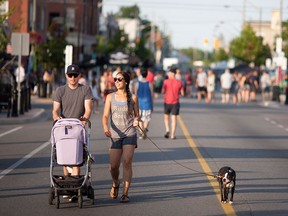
xmin=178 ymin=116 xmax=236 ymax=216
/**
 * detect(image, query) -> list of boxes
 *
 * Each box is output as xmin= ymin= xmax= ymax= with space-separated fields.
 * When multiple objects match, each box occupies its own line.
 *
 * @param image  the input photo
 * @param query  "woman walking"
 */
xmin=102 ymin=71 xmax=140 ymax=203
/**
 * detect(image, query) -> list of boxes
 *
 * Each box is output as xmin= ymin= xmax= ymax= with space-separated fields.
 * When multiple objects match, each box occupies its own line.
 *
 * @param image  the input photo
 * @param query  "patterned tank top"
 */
xmin=110 ymin=93 xmax=136 ymax=138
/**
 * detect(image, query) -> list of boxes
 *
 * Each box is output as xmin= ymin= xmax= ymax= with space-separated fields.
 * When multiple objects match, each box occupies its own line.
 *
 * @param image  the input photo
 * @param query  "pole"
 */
xmin=17 ymin=36 xmax=22 ymax=115
xmin=280 ymin=0 xmax=283 ymax=39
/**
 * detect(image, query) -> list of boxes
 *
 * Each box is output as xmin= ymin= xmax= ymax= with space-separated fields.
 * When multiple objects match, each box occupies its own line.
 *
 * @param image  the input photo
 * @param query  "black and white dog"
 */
xmin=217 ymin=166 xmax=236 ymax=204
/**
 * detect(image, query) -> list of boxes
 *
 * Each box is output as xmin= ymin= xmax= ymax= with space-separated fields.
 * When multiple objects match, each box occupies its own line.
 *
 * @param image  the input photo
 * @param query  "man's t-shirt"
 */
xmin=53 ymin=84 xmax=93 ymax=118
xmin=162 ymin=78 xmax=183 ymax=104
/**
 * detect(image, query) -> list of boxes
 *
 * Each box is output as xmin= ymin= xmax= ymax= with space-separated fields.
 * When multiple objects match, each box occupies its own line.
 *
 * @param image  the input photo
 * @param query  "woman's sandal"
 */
xmin=120 ymin=194 xmax=130 ymax=203
xmin=110 ymin=182 xmax=120 ymax=199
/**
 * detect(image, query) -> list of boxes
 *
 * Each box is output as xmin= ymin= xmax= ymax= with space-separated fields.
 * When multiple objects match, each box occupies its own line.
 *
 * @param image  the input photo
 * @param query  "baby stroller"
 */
xmin=48 ymin=118 xmax=94 ymax=208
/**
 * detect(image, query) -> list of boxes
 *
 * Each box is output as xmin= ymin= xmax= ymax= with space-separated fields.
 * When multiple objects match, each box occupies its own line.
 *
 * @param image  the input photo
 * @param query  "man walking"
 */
xmin=162 ymin=67 xmax=184 ymax=140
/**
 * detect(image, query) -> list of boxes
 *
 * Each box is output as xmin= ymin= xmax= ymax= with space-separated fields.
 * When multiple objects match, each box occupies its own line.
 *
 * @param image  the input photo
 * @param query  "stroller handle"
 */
xmin=80 ymin=117 xmax=91 ymax=128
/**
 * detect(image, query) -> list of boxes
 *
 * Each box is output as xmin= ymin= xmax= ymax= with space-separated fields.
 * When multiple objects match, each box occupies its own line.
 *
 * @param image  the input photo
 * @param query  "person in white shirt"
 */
xmin=196 ymin=67 xmax=207 ymax=102
xmin=14 ymin=64 xmax=26 ymax=86
xmin=260 ymin=70 xmax=271 ymax=103
xmin=220 ymin=69 xmax=233 ymax=104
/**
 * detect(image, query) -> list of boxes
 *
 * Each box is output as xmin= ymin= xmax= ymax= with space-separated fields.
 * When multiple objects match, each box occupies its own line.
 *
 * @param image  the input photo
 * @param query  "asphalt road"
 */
xmin=0 ymin=95 xmax=288 ymax=216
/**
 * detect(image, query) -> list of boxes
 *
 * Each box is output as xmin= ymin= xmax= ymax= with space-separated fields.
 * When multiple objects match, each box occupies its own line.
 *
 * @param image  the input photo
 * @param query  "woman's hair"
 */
xmin=140 ymin=67 xmax=148 ymax=78
xmin=116 ymin=71 xmax=133 ymax=116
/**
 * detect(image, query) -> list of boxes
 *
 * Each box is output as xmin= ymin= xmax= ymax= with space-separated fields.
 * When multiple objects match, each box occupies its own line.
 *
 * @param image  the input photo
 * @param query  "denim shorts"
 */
xmin=109 ymin=136 xmax=137 ymax=149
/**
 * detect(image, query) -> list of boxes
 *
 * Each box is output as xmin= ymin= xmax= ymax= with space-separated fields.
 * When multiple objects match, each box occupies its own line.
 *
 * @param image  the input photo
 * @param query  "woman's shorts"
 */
xmin=110 ymin=136 xmax=137 ymax=149
xmin=164 ymin=103 xmax=180 ymax=115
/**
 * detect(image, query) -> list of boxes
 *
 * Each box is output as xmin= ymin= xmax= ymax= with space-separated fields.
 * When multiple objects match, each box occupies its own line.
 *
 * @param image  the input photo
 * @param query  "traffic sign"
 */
xmin=11 ymin=33 xmax=30 ymax=56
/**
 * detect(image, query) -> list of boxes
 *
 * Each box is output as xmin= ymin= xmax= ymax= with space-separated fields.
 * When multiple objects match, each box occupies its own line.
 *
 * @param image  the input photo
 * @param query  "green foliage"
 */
xmin=214 ymin=48 xmax=229 ymax=62
xmin=35 ymin=37 xmax=66 ymax=69
xmin=230 ymin=24 xmax=271 ymax=66
xmin=115 ymin=5 xmax=140 ymax=18
xmin=282 ymin=20 xmax=288 ymax=58
xmin=34 ymin=20 xmax=67 ymax=70
xmin=0 ymin=0 xmax=10 ymax=53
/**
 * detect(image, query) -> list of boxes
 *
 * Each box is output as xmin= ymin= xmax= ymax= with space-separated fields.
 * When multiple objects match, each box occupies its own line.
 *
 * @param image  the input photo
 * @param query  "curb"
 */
xmin=0 ymin=108 xmax=48 ymax=125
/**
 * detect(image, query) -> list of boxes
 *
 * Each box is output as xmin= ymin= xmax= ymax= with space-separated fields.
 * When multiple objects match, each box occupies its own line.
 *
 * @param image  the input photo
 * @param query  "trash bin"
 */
xmin=38 ymin=81 xmax=47 ymax=98
xmin=272 ymin=86 xmax=280 ymax=102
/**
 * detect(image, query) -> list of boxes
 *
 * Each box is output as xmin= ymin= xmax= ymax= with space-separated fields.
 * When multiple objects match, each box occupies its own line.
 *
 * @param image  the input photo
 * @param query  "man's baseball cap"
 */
xmin=66 ymin=64 xmax=80 ymax=74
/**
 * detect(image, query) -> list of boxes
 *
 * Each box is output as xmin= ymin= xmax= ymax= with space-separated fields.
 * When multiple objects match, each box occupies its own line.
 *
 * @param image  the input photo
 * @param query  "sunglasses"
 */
xmin=114 ymin=77 xmax=124 ymax=82
xmin=67 ymin=73 xmax=79 ymax=78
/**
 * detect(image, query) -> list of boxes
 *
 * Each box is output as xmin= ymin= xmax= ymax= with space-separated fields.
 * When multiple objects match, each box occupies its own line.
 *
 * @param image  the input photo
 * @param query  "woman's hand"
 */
xmin=104 ymin=129 xmax=111 ymax=137
xmin=133 ymin=118 xmax=139 ymax=127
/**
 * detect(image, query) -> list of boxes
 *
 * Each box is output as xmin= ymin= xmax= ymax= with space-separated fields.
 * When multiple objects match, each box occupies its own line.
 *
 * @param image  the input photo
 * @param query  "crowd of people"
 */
xmin=51 ymin=63 xmax=288 ymax=204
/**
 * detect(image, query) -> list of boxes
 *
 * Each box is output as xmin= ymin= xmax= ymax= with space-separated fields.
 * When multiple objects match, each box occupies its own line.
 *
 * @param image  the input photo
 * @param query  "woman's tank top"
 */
xmin=110 ymin=93 xmax=136 ymax=138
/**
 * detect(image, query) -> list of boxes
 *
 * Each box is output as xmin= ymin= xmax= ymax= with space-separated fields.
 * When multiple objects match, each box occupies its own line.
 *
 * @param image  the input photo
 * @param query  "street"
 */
xmin=0 ymin=95 xmax=288 ymax=216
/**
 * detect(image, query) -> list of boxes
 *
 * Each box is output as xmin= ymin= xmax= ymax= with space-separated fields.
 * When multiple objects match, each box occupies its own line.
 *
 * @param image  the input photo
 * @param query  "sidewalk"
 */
xmin=0 ymin=95 xmax=52 ymax=125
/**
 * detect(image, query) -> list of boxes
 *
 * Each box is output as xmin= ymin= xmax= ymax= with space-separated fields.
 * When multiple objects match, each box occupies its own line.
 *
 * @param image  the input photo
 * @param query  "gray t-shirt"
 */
xmin=53 ymin=84 xmax=93 ymax=118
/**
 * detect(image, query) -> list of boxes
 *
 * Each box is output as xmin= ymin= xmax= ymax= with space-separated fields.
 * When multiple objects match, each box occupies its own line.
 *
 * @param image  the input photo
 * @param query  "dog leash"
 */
xmin=137 ymin=126 xmax=221 ymax=179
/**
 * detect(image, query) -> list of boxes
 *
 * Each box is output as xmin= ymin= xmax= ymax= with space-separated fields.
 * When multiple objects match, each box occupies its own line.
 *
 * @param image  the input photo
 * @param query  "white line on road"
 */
xmin=0 ymin=126 xmax=23 ymax=138
xmin=0 ymin=141 xmax=50 ymax=180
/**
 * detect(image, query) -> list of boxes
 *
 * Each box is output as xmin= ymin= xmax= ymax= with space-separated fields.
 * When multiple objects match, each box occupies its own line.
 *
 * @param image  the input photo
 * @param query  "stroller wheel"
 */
xmin=88 ymin=187 xmax=95 ymax=205
xmin=78 ymin=190 xmax=83 ymax=208
xmin=48 ymin=187 xmax=54 ymax=205
xmin=55 ymin=195 xmax=60 ymax=209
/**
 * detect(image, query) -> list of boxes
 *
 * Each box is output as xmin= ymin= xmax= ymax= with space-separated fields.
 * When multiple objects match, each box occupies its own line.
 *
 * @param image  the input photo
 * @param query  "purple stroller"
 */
xmin=48 ymin=118 xmax=94 ymax=208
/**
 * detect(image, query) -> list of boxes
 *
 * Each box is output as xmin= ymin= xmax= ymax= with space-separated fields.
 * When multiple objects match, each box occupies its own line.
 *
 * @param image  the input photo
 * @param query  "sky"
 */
xmin=102 ymin=0 xmax=288 ymax=50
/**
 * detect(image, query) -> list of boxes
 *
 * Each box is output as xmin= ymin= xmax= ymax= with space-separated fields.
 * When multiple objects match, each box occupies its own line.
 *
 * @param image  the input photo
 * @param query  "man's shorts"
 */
xmin=139 ymin=109 xmax=152 ymax=122
xmin=221 ymin=88 xmax=230 ymax=94
xmin=110 ymin=136 xmax=137 ymax=149
xmin=164 ymin=103 xmax=180 ymax=115
xmin=197 ymin=86 xmax=206 ymax=92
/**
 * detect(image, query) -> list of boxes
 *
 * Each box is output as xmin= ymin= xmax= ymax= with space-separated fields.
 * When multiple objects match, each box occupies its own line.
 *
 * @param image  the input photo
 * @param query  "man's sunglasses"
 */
xmin=114 ymin=77 xmax=124 ymax=82
xmin=67 ymin=73 xmax=79 ymax=78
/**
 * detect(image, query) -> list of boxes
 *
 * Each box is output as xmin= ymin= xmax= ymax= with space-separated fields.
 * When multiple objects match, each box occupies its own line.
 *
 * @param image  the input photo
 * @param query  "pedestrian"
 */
xmin=14 ymin=62 xmax=26 ymax=88
xmin=135 ymin=67 xmax=154 ymax=139
xmin=206 ymin=70 xmax=216 ymax=103
xmin=249 ymin=70 xmax=259 ymax=102
xmin=146 ymin=68 xmax=155 ymax=84
xmin=162 ymin=67 xmax=184 ymax=140
xmin=52 ymin=64 xmax=93 ymax=177
xmin=196 ymin=67 xmax=207 ymax=103
xmin=184 ymin=69 xmax=193 ymax=98
xmin=230 ymin=71 xmax=240 ymax=104
xmin=100 ymin=70 xmax=108 ymax=101
xmin=284 ymin=73 xmax=288 ymax=105
xmin=102 ymin=71 xmax=140 ymax=203
xmin=91 ymin=78 xmax=99 ymax=114
xmin=220 ymin=69 xmax=233 ymax=104
xmin=260 ymin=70 xmax=271 ymax=104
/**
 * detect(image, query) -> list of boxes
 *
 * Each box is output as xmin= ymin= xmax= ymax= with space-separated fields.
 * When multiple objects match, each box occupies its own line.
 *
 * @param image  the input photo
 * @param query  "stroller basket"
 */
xmin=52 ymin=175 xmax=85 ymax=188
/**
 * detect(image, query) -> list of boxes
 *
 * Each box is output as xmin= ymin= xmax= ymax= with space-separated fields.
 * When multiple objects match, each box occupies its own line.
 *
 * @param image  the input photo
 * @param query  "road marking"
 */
xmin=178 ymin=116 xmax=236 ymax=216
xmin=265 ymin=117 xmax=288 ymax=132
xmin=0 ymin=141 xmax=50 ymax=180
xmin=0 ymin=126 xmax=23 ymax=138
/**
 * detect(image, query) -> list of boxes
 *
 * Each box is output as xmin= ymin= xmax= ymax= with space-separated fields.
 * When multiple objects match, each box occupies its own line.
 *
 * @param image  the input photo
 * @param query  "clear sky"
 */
xmin=102 ymin=0 xmax=288 ymax=50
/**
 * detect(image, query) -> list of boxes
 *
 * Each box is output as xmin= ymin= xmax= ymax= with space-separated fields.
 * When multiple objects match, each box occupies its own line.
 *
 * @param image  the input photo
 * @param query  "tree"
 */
xmin=115 ymin=5 xmax=140 ymax=19
xmin=282 ymin=20 xmax=288 ymax=58
xmin=230 ymin=24 xmax=271 ymax=66
xmin=213 ymin=48 xmax=229 ymax=62
xmin=34 ymin=20 xmax=67 ymax=70
xmin=0 ymin=0 xmax=15 ymax=54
